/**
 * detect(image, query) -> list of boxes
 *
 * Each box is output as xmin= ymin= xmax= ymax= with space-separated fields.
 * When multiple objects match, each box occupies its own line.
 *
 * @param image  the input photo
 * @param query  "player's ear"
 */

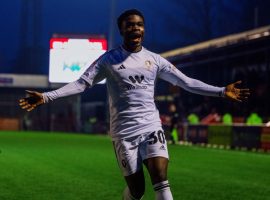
xmin=119 ymin=26 xmax=124 ymax=36
xmin=119 ymin=22 xmax=125 ymax=36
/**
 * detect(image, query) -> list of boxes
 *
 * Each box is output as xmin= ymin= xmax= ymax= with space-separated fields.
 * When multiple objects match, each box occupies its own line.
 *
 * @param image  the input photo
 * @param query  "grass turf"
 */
xmin=0 ymin=131 xmax=270 ymax=200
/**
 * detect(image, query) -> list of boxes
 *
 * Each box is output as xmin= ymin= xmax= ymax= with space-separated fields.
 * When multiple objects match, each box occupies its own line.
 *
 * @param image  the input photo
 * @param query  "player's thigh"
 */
xmin=144 ymin=156 xmax=169 ymax=184
xmin=141 ymin=129 xmax=169 ymax=184
xmin=113 ymin=138 xmax=143 ymax=177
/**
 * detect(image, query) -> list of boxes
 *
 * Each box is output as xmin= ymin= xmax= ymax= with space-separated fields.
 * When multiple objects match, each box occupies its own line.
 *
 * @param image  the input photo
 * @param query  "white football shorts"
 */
xmin=113 ymin=129 xmax=169 ymax=176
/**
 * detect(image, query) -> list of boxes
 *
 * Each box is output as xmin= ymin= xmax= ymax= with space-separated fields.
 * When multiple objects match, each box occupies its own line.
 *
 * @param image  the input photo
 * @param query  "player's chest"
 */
xmin=108 ymin=58 xmax=158 ymax=82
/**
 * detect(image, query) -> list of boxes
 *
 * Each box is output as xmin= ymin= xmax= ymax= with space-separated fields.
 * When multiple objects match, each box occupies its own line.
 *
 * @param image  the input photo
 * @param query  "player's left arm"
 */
xmin=157 ymin=56 xmax=250 ymax=100
xmin=224 ymin=80 xmax=250 ymax=102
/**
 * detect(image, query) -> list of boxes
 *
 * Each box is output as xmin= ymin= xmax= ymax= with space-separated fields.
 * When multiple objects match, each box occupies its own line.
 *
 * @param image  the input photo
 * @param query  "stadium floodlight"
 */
xmin=49 ymin=35 xmax=107 ymax=83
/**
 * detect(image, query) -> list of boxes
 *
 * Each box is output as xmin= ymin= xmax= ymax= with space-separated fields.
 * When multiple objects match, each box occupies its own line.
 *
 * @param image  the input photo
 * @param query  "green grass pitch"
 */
xmin=0 ymin=131 xmax=270 ymax=200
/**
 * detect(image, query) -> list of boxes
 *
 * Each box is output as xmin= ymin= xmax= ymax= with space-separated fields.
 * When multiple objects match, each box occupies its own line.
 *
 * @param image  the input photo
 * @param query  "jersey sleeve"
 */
xmin=42 ymin=78 xmax=88 ymax=103
xmin=42 ymin=53 xmax=108 ymax=103
xmin=157 ymin=56 xmax=225 ymax=97
xmin=80 ymin=54 xmax=107 ymax=87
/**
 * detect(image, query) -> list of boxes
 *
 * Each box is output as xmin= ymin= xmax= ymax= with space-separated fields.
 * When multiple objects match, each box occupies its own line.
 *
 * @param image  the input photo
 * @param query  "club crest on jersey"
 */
xmin=145 ymin=60 xmax=152 ymax=70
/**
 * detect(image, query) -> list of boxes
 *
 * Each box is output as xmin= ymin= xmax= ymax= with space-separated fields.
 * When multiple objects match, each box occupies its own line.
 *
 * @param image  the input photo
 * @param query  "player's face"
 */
xmin=120 ymin=15 xmax=145 ymax=52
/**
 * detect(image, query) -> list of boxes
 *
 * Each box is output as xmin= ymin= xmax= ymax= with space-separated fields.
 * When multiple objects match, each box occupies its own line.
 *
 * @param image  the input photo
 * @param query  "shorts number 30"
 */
xmin=148 ymin=130 xmax=165 ymax=145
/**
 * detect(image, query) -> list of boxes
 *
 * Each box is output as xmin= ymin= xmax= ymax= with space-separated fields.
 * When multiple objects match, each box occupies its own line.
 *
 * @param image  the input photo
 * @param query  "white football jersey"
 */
xmin=80 ymin=46 xmax=224 ymax=140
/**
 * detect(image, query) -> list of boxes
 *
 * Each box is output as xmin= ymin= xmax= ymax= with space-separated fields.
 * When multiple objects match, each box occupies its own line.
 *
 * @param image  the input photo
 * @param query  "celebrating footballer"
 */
xmin=19 ymin=9 xmax=250 ymax=200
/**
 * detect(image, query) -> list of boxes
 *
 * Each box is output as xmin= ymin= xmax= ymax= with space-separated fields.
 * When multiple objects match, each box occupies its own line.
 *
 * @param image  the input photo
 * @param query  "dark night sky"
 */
xmin=0 ymin=0 xmax=270 ymax=74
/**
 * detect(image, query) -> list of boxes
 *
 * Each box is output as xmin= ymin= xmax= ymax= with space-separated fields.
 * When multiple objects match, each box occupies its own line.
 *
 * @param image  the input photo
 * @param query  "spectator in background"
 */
xmin=187 ymin=113 xmax=199 ymax=124
xmin=22 ymin=113 xmax=32 ymax=130
xmin=168 ymin=103 xmax=179 ymax=144
xmin=201 ymin=108 xmax=221 ymax=124
xmin=246 ymin=112 xmax=263 ymax=125
xmin=222 ymin=113 xmax=233 ymax=125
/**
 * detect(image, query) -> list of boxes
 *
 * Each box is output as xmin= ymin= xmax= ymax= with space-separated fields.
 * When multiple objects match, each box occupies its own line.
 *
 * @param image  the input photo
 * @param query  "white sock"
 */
xmin=122 ymin=186 xmax=143 ymax=200
xmin=153 ymin=180 xmax=173 ymax=200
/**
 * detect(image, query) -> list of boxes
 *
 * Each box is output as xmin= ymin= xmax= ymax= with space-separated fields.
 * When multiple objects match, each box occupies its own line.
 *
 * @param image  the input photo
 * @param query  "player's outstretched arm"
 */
xmin=19 ymin=90 xmax=44 ymax=112
xmin=19 ymin=79 xmax=89 ymax=112
xmin=224 ymin=81 xmax=250 ymax=102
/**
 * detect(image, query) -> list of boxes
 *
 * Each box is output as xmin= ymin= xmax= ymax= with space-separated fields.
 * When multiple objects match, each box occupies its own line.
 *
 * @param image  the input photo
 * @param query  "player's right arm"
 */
xmin=19 ymin=78 xmax=88 ymax=112
xmin=19 ymin=53 xmax=107 ymax=112
xmin=19 ymin=90 xmax=44 ymax=112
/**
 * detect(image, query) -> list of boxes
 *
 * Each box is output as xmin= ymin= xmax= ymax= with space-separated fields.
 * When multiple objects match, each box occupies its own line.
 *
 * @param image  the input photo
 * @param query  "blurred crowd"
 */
xmin=157 ymin=65 xmax=270 ymax=130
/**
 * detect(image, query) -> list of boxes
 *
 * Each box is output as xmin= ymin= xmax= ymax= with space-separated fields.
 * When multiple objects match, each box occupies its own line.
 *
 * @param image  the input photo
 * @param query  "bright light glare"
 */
xmin=49 ymin=38 xmax=107 ymax=83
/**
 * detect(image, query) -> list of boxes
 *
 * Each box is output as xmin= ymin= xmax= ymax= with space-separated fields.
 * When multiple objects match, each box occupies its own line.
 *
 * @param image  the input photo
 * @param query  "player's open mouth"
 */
xmin=130 ymin=32 xmax=142 ymax=37
xmin=132 ymin=37 xmax=141 ymax=43
xmin=129 ymin=32 xmax=142 ymax=42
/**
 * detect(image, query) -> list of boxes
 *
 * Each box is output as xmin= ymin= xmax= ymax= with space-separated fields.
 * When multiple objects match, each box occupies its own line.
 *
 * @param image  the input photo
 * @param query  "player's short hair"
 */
xmin=117 ymin=9 xmax=145 ymax=30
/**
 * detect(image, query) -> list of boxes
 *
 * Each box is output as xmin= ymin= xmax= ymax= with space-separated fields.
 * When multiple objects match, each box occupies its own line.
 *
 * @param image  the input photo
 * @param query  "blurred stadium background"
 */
xmin=1 ymin=0 xmax=270 ymax=199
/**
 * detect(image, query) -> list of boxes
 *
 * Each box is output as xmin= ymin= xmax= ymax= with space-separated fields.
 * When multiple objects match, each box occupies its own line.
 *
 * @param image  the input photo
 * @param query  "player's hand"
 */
xmin=19 ymin=90 xmax=44 ymax=112
xmin=224 ymin=81 xmax=250 ymax=102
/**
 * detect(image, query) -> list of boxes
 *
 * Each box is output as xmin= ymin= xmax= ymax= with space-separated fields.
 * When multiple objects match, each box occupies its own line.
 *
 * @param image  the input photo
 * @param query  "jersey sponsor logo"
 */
xmin=117 ymin=64 xmax=126 ymax=70
xmin=123 ymin=84 xmax=147 ymax=90
xmin=128 ymin=75 xmax=144 ymax=83
xmin=121 ymin=75 xmax=147 ymax=91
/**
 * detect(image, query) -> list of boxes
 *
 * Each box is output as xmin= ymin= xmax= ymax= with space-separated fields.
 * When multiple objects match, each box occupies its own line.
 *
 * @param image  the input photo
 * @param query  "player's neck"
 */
xmin=122 ymin=43 xmax=142 ymax=53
